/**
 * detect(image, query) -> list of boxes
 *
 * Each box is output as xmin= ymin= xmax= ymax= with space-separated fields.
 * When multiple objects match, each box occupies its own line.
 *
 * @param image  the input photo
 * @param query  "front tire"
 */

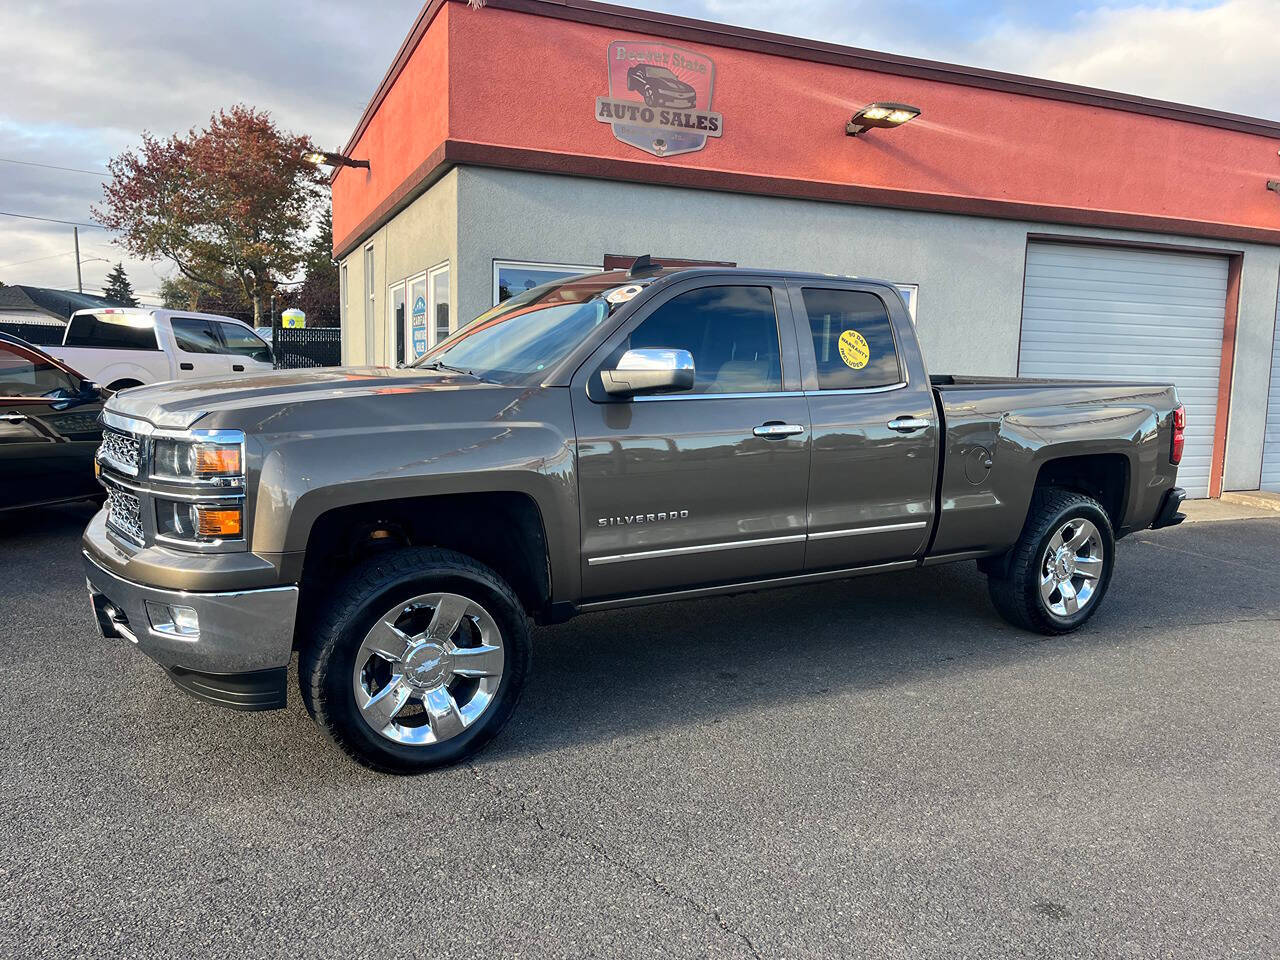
xmin=300 ymin=547 xmax=531 ymax=774
xmin=986 ymin=489 xmax=1115 ymax=635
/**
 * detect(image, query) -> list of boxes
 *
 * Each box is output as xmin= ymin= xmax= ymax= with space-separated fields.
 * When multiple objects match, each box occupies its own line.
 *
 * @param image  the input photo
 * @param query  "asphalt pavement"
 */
xmin=2 ymin=503 xmax=1277 ymax=959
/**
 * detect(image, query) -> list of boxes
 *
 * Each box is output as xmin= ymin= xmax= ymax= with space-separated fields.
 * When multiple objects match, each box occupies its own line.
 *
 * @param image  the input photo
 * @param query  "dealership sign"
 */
xmin=595 ymin=40 xmax=722 ymax=158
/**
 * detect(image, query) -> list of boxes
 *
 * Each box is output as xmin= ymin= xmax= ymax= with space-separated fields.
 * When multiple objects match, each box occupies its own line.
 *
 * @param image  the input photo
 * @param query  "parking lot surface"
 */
xmin=2 ymin=503 xmax=1277 ymax=959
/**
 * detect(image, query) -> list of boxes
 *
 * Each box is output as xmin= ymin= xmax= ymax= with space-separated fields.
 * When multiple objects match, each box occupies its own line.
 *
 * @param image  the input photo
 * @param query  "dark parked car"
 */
xmin=627 ymin=64 xmax=696 ymax=108
xmin=0 ymin=331 xmax=106 ymax=512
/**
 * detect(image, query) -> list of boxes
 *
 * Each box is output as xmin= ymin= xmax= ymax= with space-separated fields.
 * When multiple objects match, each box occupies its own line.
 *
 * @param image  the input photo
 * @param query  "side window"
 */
xmin=64 ymin=313 xmax=158 ymax=351
xmin=214 ymin=322 xmax=272 ymax=363
xmin=628 ymin=285 xmax=781 ymax=394
xmin=803 ymin=289 xmax=902 ymax=390
xmin=0 ymin=344 xmax=77 ymax=397
xmin=170 ymin=317 xmax=222 ymax=354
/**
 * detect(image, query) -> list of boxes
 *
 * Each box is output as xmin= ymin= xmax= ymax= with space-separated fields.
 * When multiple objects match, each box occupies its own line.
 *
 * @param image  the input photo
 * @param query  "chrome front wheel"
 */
xmin=352 ymin=592 xmax=506 ymax=746
xmin=1039 ymin=518 xmax=1105 ymax=618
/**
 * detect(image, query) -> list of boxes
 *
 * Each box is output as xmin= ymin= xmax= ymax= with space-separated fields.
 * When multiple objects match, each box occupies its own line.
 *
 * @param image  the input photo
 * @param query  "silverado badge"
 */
xmin=595 ymin=40 xmax=722 ymax=158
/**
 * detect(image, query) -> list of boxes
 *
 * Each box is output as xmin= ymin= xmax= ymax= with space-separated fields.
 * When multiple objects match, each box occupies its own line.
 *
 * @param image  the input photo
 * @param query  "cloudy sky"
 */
xmin=1 ymin=0 xmax=1275 ymax=304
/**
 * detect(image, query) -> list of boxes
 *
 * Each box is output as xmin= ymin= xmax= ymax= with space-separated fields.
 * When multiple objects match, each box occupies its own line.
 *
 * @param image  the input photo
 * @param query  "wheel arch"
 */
xmin=296 ymin=490 xmax=554 ymax=631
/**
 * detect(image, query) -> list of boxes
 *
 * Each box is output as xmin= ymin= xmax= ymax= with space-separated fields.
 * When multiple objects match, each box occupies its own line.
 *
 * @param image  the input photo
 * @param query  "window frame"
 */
xmin=492 ymin=259 xmax=600 ymax=307
xmin=583 ymin=275 xmax=804 ymax=404
xmin=427 ymin=260 xmax=451 ymax=350
xmin=363 ymin=243 xmax=376 ymax=364
xmin=787 ymin=282 xmax=910 ymax=395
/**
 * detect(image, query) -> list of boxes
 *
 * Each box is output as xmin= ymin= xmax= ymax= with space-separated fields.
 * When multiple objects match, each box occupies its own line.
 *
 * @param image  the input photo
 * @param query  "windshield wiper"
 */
xmin=426 ymin=359 xmax=474 ymax=376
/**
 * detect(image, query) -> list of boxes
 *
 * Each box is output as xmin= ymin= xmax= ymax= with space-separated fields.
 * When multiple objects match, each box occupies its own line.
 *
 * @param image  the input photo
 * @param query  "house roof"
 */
xmin=0 ymin=285 xmax=123 ymax=322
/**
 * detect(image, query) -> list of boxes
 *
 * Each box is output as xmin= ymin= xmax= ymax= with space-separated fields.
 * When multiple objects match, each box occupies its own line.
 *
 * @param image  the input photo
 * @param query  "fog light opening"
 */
xmin=145 ymin=601 xmax=201 ymax=639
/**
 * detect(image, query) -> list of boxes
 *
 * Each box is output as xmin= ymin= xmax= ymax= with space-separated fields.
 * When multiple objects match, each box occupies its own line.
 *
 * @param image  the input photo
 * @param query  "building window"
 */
xmin=388 ymin=281 xmax=408 ymax=365
xmin=340 ymin=263 xmax=348 ymax=324
xmin=429 ymin=261 xmax=451 ymax=347
xmin=493 ymin=260 xmax=599 ymax=305
xmin=893 ymin=283 xmax=918 ymax=322
xmin=363 ymin=244 xmax=375 ymax=364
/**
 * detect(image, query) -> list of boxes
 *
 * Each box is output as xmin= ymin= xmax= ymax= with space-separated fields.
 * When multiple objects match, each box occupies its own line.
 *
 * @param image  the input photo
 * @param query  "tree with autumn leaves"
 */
xmin=94 ymin=105 xmax=324 ymax=326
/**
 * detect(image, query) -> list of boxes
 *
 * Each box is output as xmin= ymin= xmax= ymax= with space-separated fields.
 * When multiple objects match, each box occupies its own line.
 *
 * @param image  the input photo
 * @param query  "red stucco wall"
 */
xmin=333 ymin=0 xmax=1280 ymax=257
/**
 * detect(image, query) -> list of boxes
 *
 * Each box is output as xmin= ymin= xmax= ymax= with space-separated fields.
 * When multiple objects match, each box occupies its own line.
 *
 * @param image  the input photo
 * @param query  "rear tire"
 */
xmin=300 ymin=547 xmax=531 ymax=774
xmin=986 ymin=488 xmax=1115 ymax=635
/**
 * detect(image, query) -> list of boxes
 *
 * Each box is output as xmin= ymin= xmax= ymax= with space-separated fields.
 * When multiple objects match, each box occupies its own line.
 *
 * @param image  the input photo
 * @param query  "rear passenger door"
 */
xmin=168 ymin=317 xmax=233 ymax=378
xmin=790 ymin=283 xmax=939 ymax=570
xmin=572 ymin=278 xmax=810 ymax=600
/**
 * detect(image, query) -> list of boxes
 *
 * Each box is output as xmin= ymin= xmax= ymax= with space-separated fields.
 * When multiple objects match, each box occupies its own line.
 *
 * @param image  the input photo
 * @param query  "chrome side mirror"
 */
xmin=600 ymin=348 xmax=695 ymax=398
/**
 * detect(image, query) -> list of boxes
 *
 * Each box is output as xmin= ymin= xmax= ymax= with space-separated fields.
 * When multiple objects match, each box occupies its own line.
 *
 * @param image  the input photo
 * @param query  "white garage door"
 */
xmin=1261 ymin=293 xmax=1280 ymax=492
xmin=1019 ymin=241 xmax=1228 ymax=498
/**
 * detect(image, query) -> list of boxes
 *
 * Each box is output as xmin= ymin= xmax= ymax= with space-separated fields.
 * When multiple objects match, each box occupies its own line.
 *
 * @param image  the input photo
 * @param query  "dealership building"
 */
xmin=331 ymin=0 xmax=1280 ymax=498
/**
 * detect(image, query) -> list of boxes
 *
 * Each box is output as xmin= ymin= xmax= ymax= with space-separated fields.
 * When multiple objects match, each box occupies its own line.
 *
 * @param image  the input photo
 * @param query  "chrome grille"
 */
xmin=99 ymin=428 xmax=141 ymax=476
xmin=104 ymin=484 xmax=144 ymax=545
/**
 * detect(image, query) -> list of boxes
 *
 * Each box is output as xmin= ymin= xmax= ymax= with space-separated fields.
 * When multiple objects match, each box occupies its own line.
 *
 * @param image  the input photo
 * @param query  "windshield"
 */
xmin=647 ymin=67 xmax=678 ymax=80
xmin=412 ymin=273 xmax=631 ymax=384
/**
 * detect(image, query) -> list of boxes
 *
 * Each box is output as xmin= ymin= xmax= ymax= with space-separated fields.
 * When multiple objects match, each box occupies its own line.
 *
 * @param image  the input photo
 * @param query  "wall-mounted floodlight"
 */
xmin=846 ymin=102 xmax=921 ymax=137
xmin=1267 ymin=179 xmax=1280 ymax=194
xmin=303 ymin=150 xmax=370 ymax=170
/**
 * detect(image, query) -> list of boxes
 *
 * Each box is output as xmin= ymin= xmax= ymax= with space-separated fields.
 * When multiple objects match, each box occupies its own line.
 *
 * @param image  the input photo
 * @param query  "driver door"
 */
xmin=571 ymin=277 xmax=810 ymax=600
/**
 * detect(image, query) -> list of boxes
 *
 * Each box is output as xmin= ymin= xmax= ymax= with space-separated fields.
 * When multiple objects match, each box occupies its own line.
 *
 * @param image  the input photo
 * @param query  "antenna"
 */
xmin=628 ymin=254 xmax=662 ymax=278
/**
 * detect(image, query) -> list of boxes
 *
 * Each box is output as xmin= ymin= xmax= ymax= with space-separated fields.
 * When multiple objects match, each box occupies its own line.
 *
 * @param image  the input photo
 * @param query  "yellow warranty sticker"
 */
xmin=838 ymin=330 xmax=870 ymax=370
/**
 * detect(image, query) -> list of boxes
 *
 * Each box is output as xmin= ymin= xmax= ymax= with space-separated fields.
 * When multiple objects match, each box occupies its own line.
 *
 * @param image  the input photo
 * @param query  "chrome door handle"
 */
xmin=0 ymin=412 xmax=27 ymax=423
xmin=887 ymin=417 xmax=931 ymax=433
xmin=754 ymin=422 xmax=806 ymax=438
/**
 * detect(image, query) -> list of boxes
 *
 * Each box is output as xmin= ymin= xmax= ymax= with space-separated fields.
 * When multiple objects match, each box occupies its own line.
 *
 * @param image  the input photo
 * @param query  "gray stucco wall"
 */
xmin=348 ymin=164 xmax=1280 ymax=491
xmin=339 ymin=169 xmax=458 ymax=365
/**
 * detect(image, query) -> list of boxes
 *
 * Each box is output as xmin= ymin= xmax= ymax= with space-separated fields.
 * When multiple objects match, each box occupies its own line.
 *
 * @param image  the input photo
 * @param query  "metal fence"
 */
xmin=272 ymin=326 xmax=342 ymax=368
xmin=0 ymin=321 xmax=66 ymax=347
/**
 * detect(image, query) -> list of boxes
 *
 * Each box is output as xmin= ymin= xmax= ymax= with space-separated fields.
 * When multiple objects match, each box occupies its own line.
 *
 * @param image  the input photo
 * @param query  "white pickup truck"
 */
xmin=47 ymin=308 xmax=274 ymax=391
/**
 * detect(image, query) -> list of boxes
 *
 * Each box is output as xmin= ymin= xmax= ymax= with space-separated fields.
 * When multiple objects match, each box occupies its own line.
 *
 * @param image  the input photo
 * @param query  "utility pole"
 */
xmin=73 ymin=227 xmax=83 ymax=293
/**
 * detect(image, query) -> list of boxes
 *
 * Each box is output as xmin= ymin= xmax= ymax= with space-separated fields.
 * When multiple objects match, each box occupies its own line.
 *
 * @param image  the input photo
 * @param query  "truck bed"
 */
xmin=927 ymin=375 xmax=1180 ymax=557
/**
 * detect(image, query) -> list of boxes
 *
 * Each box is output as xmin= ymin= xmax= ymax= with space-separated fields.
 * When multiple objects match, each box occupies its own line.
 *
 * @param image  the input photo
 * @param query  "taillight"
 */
xmin=1171 ymin=405 xmax=1186 ymax=465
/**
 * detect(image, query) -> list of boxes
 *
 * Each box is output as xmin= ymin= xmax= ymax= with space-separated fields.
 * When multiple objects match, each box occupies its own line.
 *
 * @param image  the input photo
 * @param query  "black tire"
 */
xmin=643 ymin=90 xmax=656 ymax=107
xmin=986 ymin=488 xmax=1116 ymax=635
xmin=300 ymin=547 xmax=531 ymax=774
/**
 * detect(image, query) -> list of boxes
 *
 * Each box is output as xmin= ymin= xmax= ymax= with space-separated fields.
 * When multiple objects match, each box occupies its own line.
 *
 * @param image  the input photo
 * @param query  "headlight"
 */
xmin=152 ymin=430 xmax=244 ymax=481
xmin=156 ymin=499 xmax=243 ymax=542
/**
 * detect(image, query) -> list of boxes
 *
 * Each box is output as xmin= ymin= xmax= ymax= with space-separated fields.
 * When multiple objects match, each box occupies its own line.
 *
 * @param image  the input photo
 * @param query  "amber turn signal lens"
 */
xmin=194 ymin=506 xmax=242 ymax=538
xmin=194 ymin=445 xmax=241 ymax=476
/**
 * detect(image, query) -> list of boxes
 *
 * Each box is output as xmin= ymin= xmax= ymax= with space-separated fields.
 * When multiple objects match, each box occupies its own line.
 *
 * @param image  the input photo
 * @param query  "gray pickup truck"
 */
xmin=84 ymin=263 xmax=1187 ymax=773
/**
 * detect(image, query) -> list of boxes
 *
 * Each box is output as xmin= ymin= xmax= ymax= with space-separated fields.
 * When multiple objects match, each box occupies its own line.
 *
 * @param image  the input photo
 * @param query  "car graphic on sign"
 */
xmin=626 ymin=64 xmax=697 ymax=108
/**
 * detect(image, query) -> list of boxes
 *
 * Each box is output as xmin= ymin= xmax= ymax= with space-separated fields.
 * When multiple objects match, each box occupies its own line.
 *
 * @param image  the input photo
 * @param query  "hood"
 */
xmin=105 ymin=365 xmax=492 ymax=431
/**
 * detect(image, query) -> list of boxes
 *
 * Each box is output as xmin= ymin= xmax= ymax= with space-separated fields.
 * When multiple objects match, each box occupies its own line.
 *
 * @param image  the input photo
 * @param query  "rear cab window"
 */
xmin=802 ymin=289 xmax=902 ymax=390
xmin=627 ymin=285 xmax=782 ymax=394
xmin=64 ymin=312 xmax=158 ymax=351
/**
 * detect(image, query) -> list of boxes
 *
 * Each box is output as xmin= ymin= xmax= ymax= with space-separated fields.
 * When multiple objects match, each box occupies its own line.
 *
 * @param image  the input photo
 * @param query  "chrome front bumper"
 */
xmin=83 ymin=550 xmax=299 ymax=710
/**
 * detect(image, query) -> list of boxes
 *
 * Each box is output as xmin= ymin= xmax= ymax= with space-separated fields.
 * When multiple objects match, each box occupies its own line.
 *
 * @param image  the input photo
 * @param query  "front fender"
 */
xmin=240 ymin=387 xmax=581 ymax=602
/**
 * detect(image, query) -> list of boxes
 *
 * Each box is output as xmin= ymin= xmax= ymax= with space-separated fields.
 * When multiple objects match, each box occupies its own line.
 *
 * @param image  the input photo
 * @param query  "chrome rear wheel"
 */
xmin=1039 ymin=518 xmax=1105 ymax=618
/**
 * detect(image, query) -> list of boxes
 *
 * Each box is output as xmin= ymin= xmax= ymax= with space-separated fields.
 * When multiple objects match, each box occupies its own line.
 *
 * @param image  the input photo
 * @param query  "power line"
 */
xmin=0 ymin=210 xmax=104 ymax=228
xmin=0 ymin=157 xmax=108 ymax=177
xmin=0 ymin=250 xmax=75 ymax=270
